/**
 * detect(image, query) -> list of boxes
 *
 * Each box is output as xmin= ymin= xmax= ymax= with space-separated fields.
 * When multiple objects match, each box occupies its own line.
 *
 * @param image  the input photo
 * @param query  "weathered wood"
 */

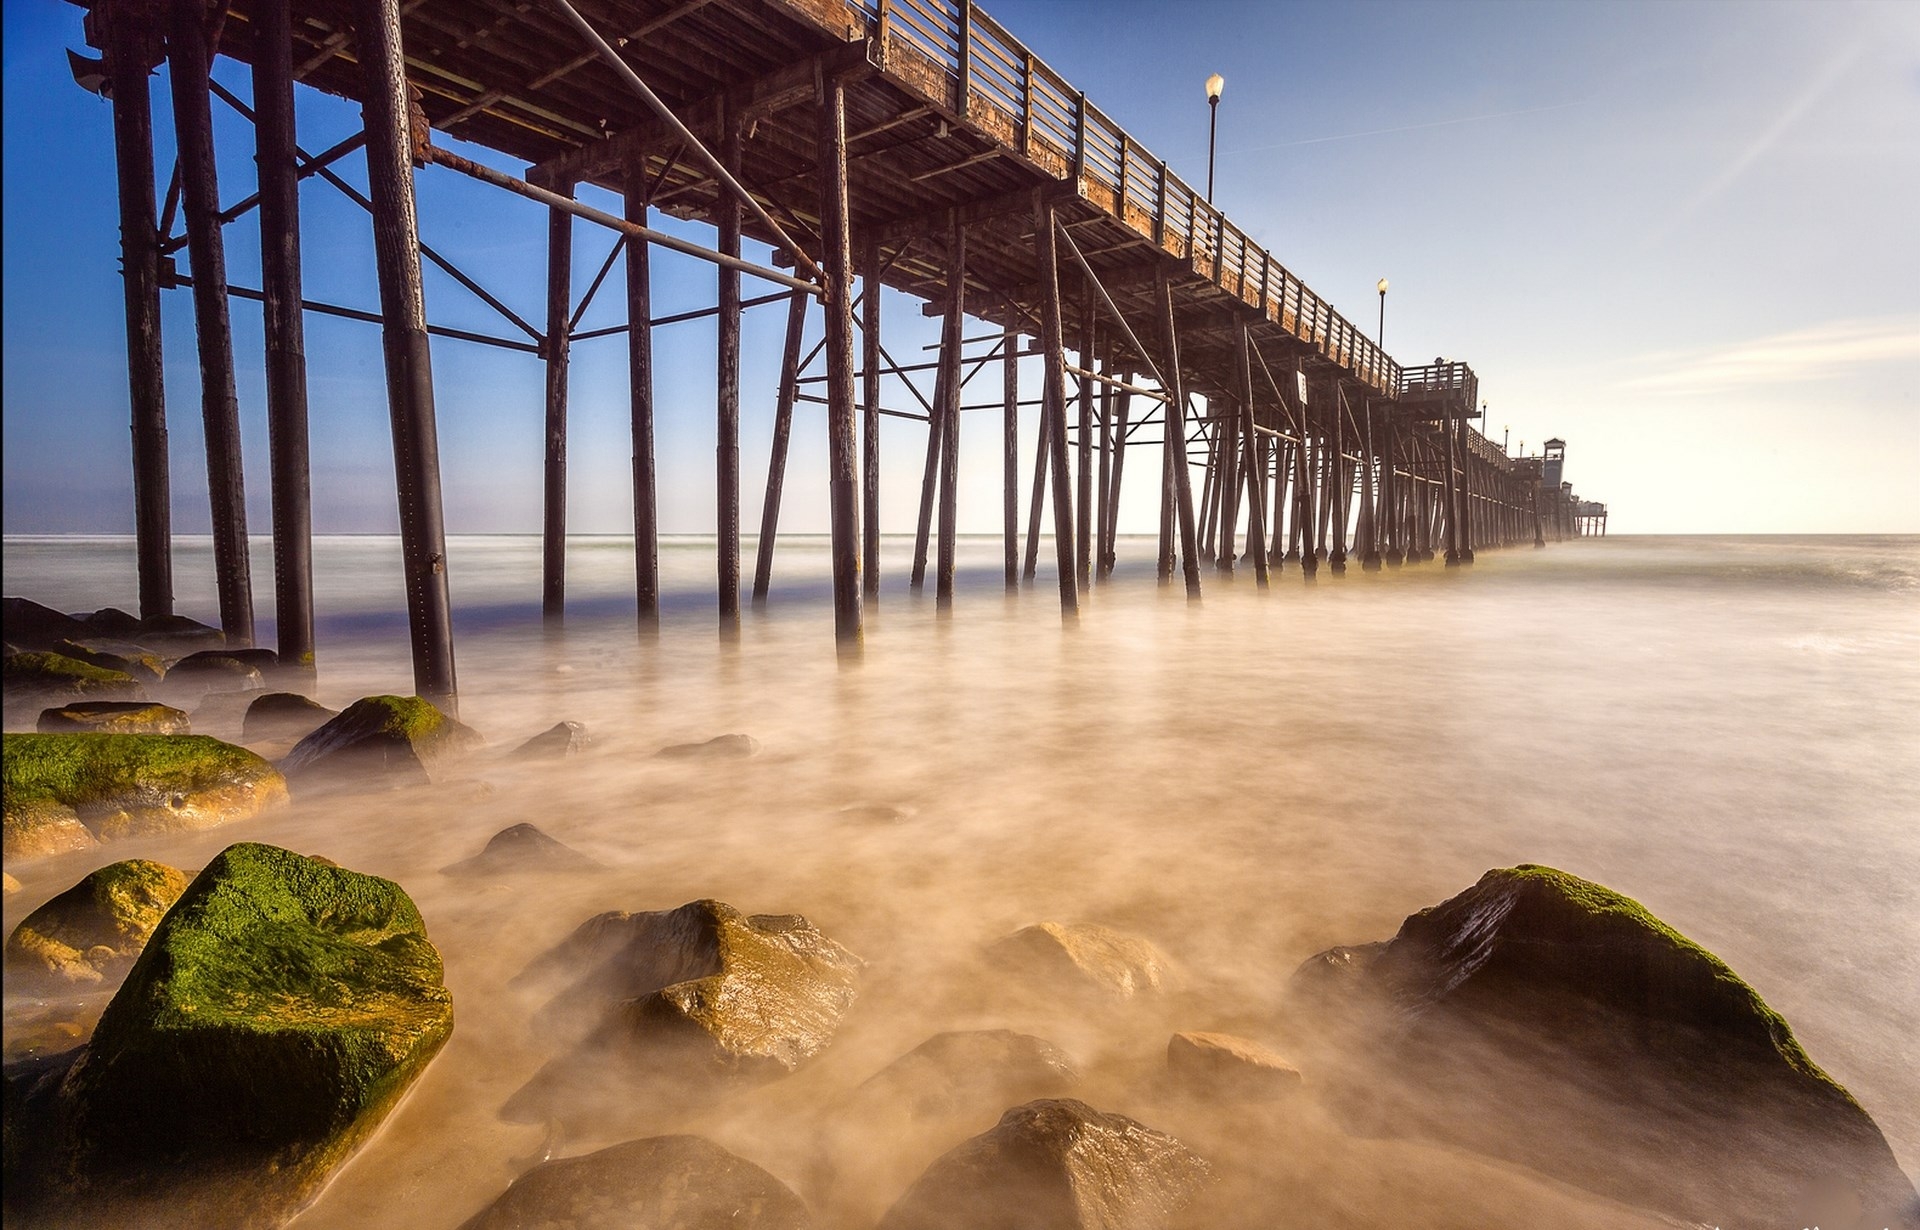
xmin=1104 ymin=372 xmax=1131 ymax=578
xmin=1022 ymin=381 xmax=1050 ymax=583
xmin=752 ymin=288 xmax=808 ymax=604
xmin=910 ymin=295 xmax=949 ymax=591
xmin=818 ymin=73 xmax=863 ymax=651
xmin=1155 ymin=269 xmax=1202 ymax=598
xmin=717 ymin=109 xmax=742 ymax=636
xmin=625 ymin=158 xmax=659 ymax=629
xmin=1035 ymin=197 xmax=1078 ymax=618
xmin=170 ymin=0 xmax=254 ymax=647
xmin=1329 ymin=384 xmax=1348 ymax=574
xmin=542 ymin=182 xmax=573 ymax=622
xmin=1235 ymin=323 xmax=1268 ymax=588
xmin=1094 ymin=353 xmax=1111 ymax=585
xmin=862 ymin=233 xmax=883 ymax=597
xmin=1076 ymin=293 xmax=1094 ymax=590
xmin=355 ymin=0 xmax=457 ymax=709
xmin=1003 ymin=318 xmax=1019 ymax=589
xmin=936 ymin=214 xmax=966 ymax=609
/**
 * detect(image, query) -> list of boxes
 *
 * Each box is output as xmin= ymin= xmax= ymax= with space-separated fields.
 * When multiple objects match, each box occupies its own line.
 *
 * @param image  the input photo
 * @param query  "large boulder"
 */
xmin=241 ymin=692 xmax=337 ymax=743
xmin=5 ymin=652 xmax=148 ymax=713
xmin=877 ymin=1099 xmax=1210 ymax=1230
xmin=4 ymin=859 xmax=191 ymax=990
xmin=124 ymin=613 xmax=225 ymax=653
xmin=442 ymin=823 xmax=602 ymax=877
xmin=281 ymin=694 xmax=484 ymax=792
xmin=2 ymin=843 xmax=454 ymax=1228
xmin=50 ymin=641 xmax=166 ymax=686
xmin=1294 ymin=864 xmax=1916 ymax=1228
xmin=1163 ymin=1032 xmax=1299 ymax=1101
xmin=158 ymin=652 xmax=264 ymax=698
xmin=2 ymin=734 xmax=287 ymax=861
xmin=460 ymin=1135 xmax=814 ymax=1230
xmin=1 ymin=599 xmax=91 ymax=651
xmin=990 ymin=923 xmax=1173 ymax=1000
xmin=37 ymin=702 xmax=191 ymax=736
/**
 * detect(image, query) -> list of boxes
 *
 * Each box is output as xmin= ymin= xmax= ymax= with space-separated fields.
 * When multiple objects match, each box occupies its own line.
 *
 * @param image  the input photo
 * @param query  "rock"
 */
xmin=656 ymin=733 xmax=760 ymax=760
xmin=1 ymin=599 xmax=91 ymax=651
xmin=3 ymin=871 xmax=20 ymax=895
xmin=511 ymin=900 xmax=859 ymax=1112
xmin=511 ymin=720 xmax=590 ymax=760
xmin=4 ymin=652 xmax=148 ymax=712
xmin=1297 ymin=864 xmax=1917 ymax=1228
xmin=160 ymin=652 xmax=264 ymax=695
xmin=281 ymin=694 xmax=484 ymax=792
xmin=37 ymin=702 xmax=192 ymax=735
xmin=1164 ymin=1032 xmax=1299 ymax=1100
xmin=990 ymin=923 xmax=1173 ymax=999
xmin=877 ymin=1099 xmax=1210 ymax=1230
xmin=1 ymin=733 xmax=288 ymax=860
xmin=1286 ymin=941 xmax=1385 ymax=1001
xmin=77 ymin=608 xmax=144 ymax=640
xmin=836 ymin=803 xmax=917 ymax=824
xmin=50 ymin=640 xmax=166 ymax=685
xmin=460 ymin=1135 xmax=814 ymax=1230
xmin=174 ymin=647 xmax=278 ymax=676
xmin=853 ymin=1030 xmax=1080 ymax=1123
xmin=4 ymin=859 xmax=191 ymax=990
xmin=2 ymin=843 xmax=454 ymax=1228
xmin=241 ymin=692 xmax=337 ymax=743
xmin=126 ymin=613 xmax=225 ymax=652
xmin=442 ymin=823 xmax=602 ymax=876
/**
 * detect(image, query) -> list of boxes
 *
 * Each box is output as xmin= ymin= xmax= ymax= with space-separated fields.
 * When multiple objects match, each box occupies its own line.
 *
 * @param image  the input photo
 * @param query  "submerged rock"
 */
xmin=510 ymin=720 xmax=590 ymax=760
xmin=461 ymin=1135 xmax=814 ymax=1230
xmin=4 ymin=859 xmax=190 ymax=990
xmin=656 ymin=733 xmax=760 ymax=761
xmin=853 ymin=1030 xmax=1080 ymax=1124
xmin=2 ymin=843 xmax=454 ymax=1228
xmin=241 ymin=692 xmax=337 ymax=743
xmin=281 ymin=694 xmax=484 ymax=792
xmin=1294 ymin=864 xmax=1917 ymax=1228
xmin=37 ymin=702 xmax=191 ymax=736
xmin=990 ymin=922 xmax=1173 ymax=1000
xmin=1164 ymin=1032 xmax=1299 ymax=1100
xmin=442 ymin=823 xmax=602 ymax=877
xmin=1 ymin=734 xmax=287 ymax=860
xmin=877 ymin=1099 xmax=1210 ymax=1230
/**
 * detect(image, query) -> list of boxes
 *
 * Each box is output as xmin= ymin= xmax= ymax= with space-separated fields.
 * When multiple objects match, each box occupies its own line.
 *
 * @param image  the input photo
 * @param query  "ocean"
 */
xmin=4 ymin=532 xmax=1916 ymax=1226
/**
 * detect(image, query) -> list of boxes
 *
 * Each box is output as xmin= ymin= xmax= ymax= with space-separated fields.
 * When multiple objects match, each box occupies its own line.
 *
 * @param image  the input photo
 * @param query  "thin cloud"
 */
xmin=1623 ymin=315 xmax=1920 ymax=394
xmin=1226 ymin=99 xmax=1586 ymax=153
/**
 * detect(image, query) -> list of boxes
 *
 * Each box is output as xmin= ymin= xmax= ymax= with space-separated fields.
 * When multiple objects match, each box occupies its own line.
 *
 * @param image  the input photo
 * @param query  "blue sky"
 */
xmin=5 ymin=0 xmax=1916 ymax=537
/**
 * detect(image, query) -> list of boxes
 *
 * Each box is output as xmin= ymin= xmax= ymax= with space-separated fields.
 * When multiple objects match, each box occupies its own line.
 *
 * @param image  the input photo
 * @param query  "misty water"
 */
xmin=4 ymin=532 xmax=1916 ymax=1226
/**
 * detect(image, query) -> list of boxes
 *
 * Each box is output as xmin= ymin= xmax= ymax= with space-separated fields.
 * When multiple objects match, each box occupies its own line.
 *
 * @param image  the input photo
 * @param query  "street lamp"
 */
xmin=1205 ymin=73 xmax=1224 ymax=203
xmin=1376 ymin=278 xmax=1388 ymax=351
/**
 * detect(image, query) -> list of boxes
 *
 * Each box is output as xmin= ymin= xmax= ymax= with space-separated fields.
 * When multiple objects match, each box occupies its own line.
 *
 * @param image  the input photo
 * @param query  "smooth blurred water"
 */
xmin=3 ymin=532 xmax=1916 ymax=1226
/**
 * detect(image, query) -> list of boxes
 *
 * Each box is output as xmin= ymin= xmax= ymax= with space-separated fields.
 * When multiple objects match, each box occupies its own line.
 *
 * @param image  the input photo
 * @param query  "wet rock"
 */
xmin=37 ymin=701 xmax=192 ymax=736
xmin=77 ymin=608 xmax=144 ymax=640
xmin=460 ymin=1135 xmax=814 ymax=1230
xmin=1297 ymin=864 xmax=1917 ymax=1228
xmin=242 ymin=691 xmax=337 ymax=743
xmin=126 ymin=612 xmax=225 ymax=652
xmin=656 ymin=733 xmax=760 ymax=760
xmin=4 ymin=652 xmax=148 ymax=713
xmin=3 ymin=871 xmax=20 ymax=895
xmin=4 ymin=859 xmax=190 ymax=990
xmin=853 ymin=1030 xmax=1080 ymax=1123
xmin=442 ymin=823 xmax=602 ymax=877
xmin=991 ymin=922 xmax=1173 ymax=999
xmin=2 ymin=598 xmax=92 ymax=650
xmin=281 ymin=694 xmax=484 ymax=792
xmin=160 ymin=651 xmax=265 ymax=696
xmin=511 ymin=720 xmax=590 ymax=760
xmin=515 ymin=900 xmax=859 ymax=1094
xmin=2 ymin=843 xmax=454 ymax=1228
xmin=1164 ymin=1032 xmax=1299 ymax=1100
xmin=1 ymin=733 xmax=288 ymax=860
xmin=877 ymin=1099 xmax=1210 ymax=1230
xmin=1287 ymin=941 xmax=1385 ymax=1001
xmin=50 ymin=640 xmax=166 ymax=686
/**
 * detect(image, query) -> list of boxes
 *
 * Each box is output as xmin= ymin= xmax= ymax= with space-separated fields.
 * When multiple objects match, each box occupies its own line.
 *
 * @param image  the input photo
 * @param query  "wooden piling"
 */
xmin=624 ymin=158 xmax=659 ymax=630
xmin=752 ymin=288 xmax=808 ymax=604
xmin=862 ymin=234 xmax=882 ymax=598
xmin=716 ymin=110 xmax=743 ymax=637
xmin=1154 ymin=270 xmax=1202 ymax=598
xmin=1235 ymin=323 xmax=1269 ymax=588
xmin=1076 ymin=295 xmax=1094 ymax=591
xmin=1003 ymin=318 xmax=1019 ymax=589
xmin=818 ymin=74 xmax=863 ymax=651
xmin=936 ymin=215 xmax=965 ymax=609
xmin=1035 ymin=198 xmax=1078 ymax=618
xmin=542 ymin=181 xmax=573 ymax=623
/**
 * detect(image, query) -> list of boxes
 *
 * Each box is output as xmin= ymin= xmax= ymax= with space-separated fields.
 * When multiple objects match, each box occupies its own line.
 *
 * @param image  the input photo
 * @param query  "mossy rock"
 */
xmin=1 ymin=734 xmax=288 ymax=859
xmin=461 ymin=1135 xmax=814 ymax=1230
xmin=1297 ymin=864 xmax=1917 ymax=1227
xmin=877 ymin=1099 xmax=1210 ymax=1230
xmin=5 ymin=860 xmax=190 ymax=990
xmin=3 ymin=798 xmax=100 ymax=861
xmin=4 ymin=843 xmax=454 ymax=1227
xmin=38 ymin=702 xmax=191 ymax=736
xmin=991 ymin=922 xmax=1173 ymax=1000
xmin=281 ymin=695 xmax=484 ymax=792
xmin=51 ymin=640 xmax=166 ymax=686
xmin=242 ymin=692 xmax=336 ymax=743
xmin=4 ymin=652 xmax=148 ymax=708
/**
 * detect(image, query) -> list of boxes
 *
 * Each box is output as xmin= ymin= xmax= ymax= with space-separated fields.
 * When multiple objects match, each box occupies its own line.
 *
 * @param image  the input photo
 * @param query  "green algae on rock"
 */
xmin=281 ymin=695 xmax=484 ymax=792
xmin=5 ymin=652 xmax=148 ymax=708
xmin=3 ymin=843 xmax=454 ymax=1229
xmin=37 ymin=702 xmax=191 ymax=736
xmin=4 ymin=859 xmax=191 ymax=989
xmin=461 ymin=1135 xmax=815 ymax=1230
xmin=1293 ymin=863 xmax=1917 ymax=1228
xmin=1 ymin=734 xmax=288 ymax=859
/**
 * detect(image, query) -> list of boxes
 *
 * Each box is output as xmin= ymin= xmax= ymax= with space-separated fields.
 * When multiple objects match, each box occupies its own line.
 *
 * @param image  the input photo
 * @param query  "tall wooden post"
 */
xmin=752 ymin=289 xmax=808 ymax=603
xmin=1035 ymin=199 xmax=1078 ymax=618
xmin=716 ymin=110 xmax=743 ymax=636
xmin=818 ymin=75 xmax=863 ymax=651
xmin=935 ymin=215 xmax=965 ymax=609
xmin=1381 ymin=417 xmax=1402 ymax=566
xmin=1235 ymin=323 xmax=1268 ymax=588
xmin=355 ymin=0 xmax=457 ymax=709
xmin=542 ymin=181 xmax=574 ymax=623
xmin=1022 ymin=395 xmax=1049 ymax=582
xmin=1003 ymin=319 xmax=1019 ymax=589
xmin=1105 ymin=374 xmax=1131 ymax=578
xmin=1441 ymin=412 xmax=1462 ymax=566
xmin=1295 ymin=373 xmax=1318 ymax=576
xmin=1154 ymin=270 xmax=1201 ymax=598
xmin=911 ymin=303 xmax=950 ymax=590
xmin=1328 ymin=386 xmax=1347 ymax=574
xmin=252 ymin=0 xmax=315 ymax=671
xmin=1217 ymin=405 xmax=1240 ymax=572
xmin=1076 ymin=295 xmax=1094 ymax=591
xmin=1457 ymin=411 xmax=1476 ymax=563
xmin=625 ymin=158 xmax=659 ymax=630
xmin=862 ymin=234 xmax=883 ymax=598
xmin=1156 ymin=400 xmax=1174 ymax=582
xmin=99 ymin=5 xmax=173 ymax=621
xmin=1095 ymin=352 xmax=1111 ymax=586
xmin=169 ymin=0 xmax=253 ymax=647
xmin=1359 ymin=397 xmax=1381 ymax=571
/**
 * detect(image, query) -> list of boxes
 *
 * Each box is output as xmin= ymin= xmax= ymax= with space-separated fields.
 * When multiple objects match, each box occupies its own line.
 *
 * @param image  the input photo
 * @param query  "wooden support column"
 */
xmin=1104 ymin=372 xmax=1131 ymax=578
xmin=717 ymin=109 xmax=743 ymax=636
xmin=1076 ymin=295 xmax=1094 ymax=590
xmin=1156 ymin=402 xmax=1174 ymax=582
xmin=354 ymin=0 xmax=457 ymax=708
xmin=1035 ymin=197 xmax=1078 ymax=617
xmin=1295 ymin=376 xmax=1318 ymax=576
xmin=1095 ymin=350 xmax=1111 ymax=586
xmin=1234 ymin=323 xmax=1268 ymax=588
xmin=1154 ymin=270 xmax=1202 ymax=598
xmin=1458 ymin=410 xmax=1476 ymax=564
xmin=625 ymin=159 xmax=660 ymax=629
xmin=910 ymin=297 xmax=949 ymax=591
xmin=861 ymin=235 xmax=883 ymax=598
xmin=253 ymin=0 xmax=313 ymax=667
xmin=1022 ymin=390 xmax=1049 ymax=582
xmin=1441 ymin=413 xmax=1463 ymax=566
xmin=818 ymin=74 xmax=863 ymax=649
xmin=1002 ymin=319 xmax=1019 ymax=589
xmin=542 ymin=180 xmax=574 ymax=623
xmin=170 ymin=0 xmax=254 ymax=646
xmin=1195 ymin=423 xmax=1219 ymax=564
xmin=1382 ymin=418 xmax=1402 ymax=566
xmin=101 ymin=5 xmax=173 ymax=620
xmin=1359 ymin=397 xmax=1381 ymax=571
xmin=936 ymin=215 xmax=965 ymax=609
xmin=1328 ymin=386 xmax=1347 ymax=574
xmin=752 ymin=289 xmax=808 ymax=604
xmin=1217 ymin=405 xmax=1241 ymax=572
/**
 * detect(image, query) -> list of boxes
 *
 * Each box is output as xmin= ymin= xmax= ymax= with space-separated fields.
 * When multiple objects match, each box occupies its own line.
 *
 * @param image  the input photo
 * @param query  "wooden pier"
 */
xmin=71 ymin=0 xmax=1605 ymax=710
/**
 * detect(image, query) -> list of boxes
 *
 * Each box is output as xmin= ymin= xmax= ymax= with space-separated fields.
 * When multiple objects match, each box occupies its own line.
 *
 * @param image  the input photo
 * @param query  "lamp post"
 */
xmin=1205 ymin=73 xmax=1224 ymax=203
xmin=1376 ymin=278 xmax=1388 ymax=351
